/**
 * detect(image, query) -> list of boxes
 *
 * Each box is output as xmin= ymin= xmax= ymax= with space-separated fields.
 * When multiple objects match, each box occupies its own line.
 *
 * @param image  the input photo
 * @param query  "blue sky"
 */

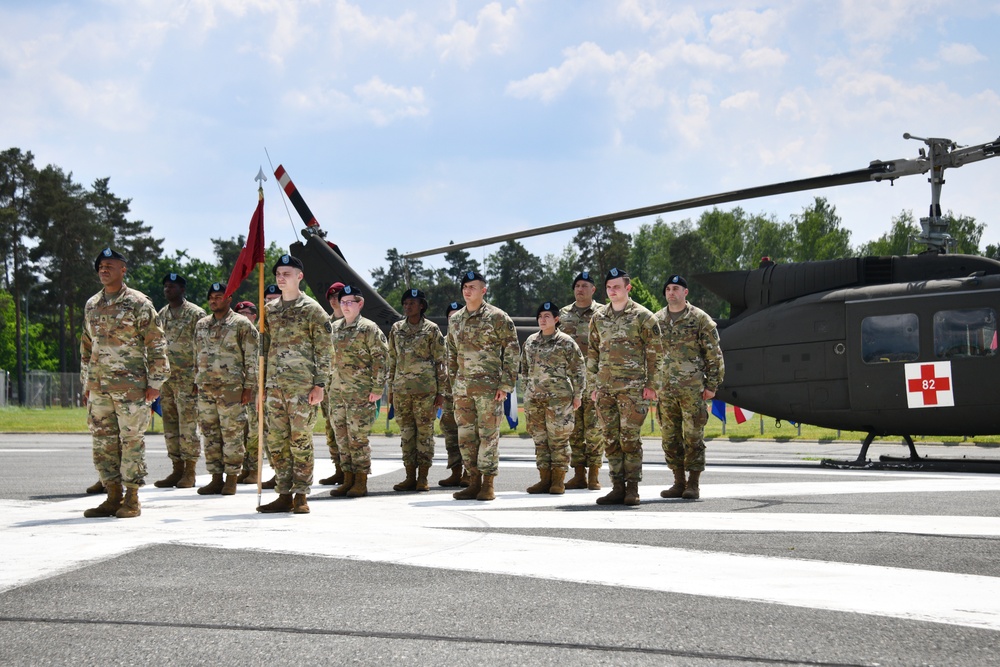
xmin=2 ymin=0 xmax=998 ymax=283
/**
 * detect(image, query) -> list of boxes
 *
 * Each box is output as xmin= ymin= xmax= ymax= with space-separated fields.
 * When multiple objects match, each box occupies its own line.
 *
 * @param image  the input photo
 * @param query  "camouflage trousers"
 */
xmin=264 ymin=387 xmax=319 ymax=495
xmin=161 ymin=377 xmax=201 ymax=462
xmin=595 ymin=389 xmax=648 ymax=482
xmin=197 ymin=386 xmax=247 ymax=476
xmin=331 ymin=394 xmax=377 ymax=475
xmin=524 ymin=396 xmax=573 ymax=471
xmin=87 ymin=390 xmax=150 ymax=488
xmin=570 ymin=395 xmax=604 ymax=468
xmin=322 ymin=389 xmax=340 ymax=464
xmin=243 ymin=402 xmax=268 ymax=472
xmin=439 ymin=397 xmax=461 ymax=469
xmin=657 ymin=385 xmax=709 ymax=472
xmin=453 ymin=392 xmax=503 ymax=476
xmin=394 ymin=391 xmax=437 ymax=468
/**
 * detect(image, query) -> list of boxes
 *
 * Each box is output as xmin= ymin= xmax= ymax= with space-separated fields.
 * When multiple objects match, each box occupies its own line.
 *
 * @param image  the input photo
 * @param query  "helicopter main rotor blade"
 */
xmin=402 ymin=165 xmax=890 ymax=260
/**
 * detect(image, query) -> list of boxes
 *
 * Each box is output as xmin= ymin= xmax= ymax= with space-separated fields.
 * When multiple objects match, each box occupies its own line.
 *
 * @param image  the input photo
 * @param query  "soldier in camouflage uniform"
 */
xmin=438 ymin=301 xmax=465 ymax=487
xmin=257 ymin=256 xmax=333 ymax=514
xmin=558 ymin=270 xmax=605 ymax=491
xmin=447 ymin=271 xmax=520 ymax=502
xmin=328 ymin=285 xmax=388 ymax=499
xmin=388 ymin=288 xmax=446 ymax=492
xmin=81 ymin=248 xmax=169 ymax=519
xmin=587 ymin=268 xmax=661 ymax=507
xmin=318 ymin=282 xmax=345 ymax=486
xmin=233 ymin=300 xmax=264 ymax=484
xmin=654 ymin=275 xmax=724 ymax=500
xmin=257 ymin=284 xmax=283 ymax=490
xmin=154 ymin=273 xmax=206 ymax=489
xmin=520 ymin=302 xmax=585 ymax=495
xmin=194 ymin=283 xmax=259 ymax=497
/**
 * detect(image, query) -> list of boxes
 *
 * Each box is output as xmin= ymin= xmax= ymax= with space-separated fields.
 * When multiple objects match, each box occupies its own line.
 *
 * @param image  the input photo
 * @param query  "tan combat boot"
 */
xmin=526 ymin=468 xmax=551 ymax=494
xmin=86 ymin=479 xmax=105 ymax=494
xmin=596 ymin=478 xmax=625 ymax=505
xmin=347 ymin=472 xmax=368 ymax=498
xmin=459 ymin=467 xmax=471 ymax=487
xmin=476 ymin=474 xmax=496 ymax=501
xmin=330 ymin=472 xmax=355 ymax=497
xmin=453 ymin=469 xmax=481 ymax=500
xmin=549 ymin=468 xmax=566 ymax=495
xmin=292 ymin=493 xmax=310 ymax=514
xmin=415 ymin=465 xmax=431 ymax=492
xmin=393 ymin=465 xmax=417 ymax=492
xmin=682 ymin=470 xmax=701 ymax=500
xmin=660 ymin=468 xmax=686 ymax=498
xmin=241 ymin=469 xmax=259 ymax=485
xmin=623 ymin=480 xmax=640 ymax=506
xmin=318 ymin=462 xmax=343 ymax=485
xmin=153 ymin=460 xmax=184 ymax=488
xmin=438 ymin=466 xmax=462 ymax=487
xmin=221 ymin=474 xmax=238 ymax=495
xmin=197 ymin=474 xmax=225 ymax=495
xmin=84 ymin=482 xmax=123 ymax=518
xmin=257 ymin=493 xmax=293 ymax=513
xmin=175 ymin=460 xmax=197 ymax=489
xmin=587 ymin=465 xmax=602 ymax=490
xmin=261 ymin=475 xmax=277 ymax=490
xmin=236 ymin=468 xmax=250 ymax=483
xmin=564 ymin=465 xmax=587 ymax=490
xmin=116 ymin=487 xmax=141 ymax=518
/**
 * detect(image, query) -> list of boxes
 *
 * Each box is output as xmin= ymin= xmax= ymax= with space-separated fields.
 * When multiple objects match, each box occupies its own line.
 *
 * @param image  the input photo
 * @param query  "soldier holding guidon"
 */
xmin=81 ymin=248 xmax=169 ymax=519
xmin=193 ymin=282 xmax=259 ymax=497
xmin=387 ymin=288 xmax=446 ymax=493
xmin=520 ymin=301 xmax=585 ymax=495
xmin=437 ymin=301 xmax=465 ymax=488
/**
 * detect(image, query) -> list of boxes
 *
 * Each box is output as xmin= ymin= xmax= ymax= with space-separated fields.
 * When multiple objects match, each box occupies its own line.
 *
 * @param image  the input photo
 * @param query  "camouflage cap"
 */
xmin=460 ymin=270 xmax=486 ymax=286
xmin=536 ymin=301 xmax=559 ymax=318
xmin=162 ymin=272 xmax=187 ymax=288
xmin=206 ymin=282 xmax=227 ymax=298
xmin=664 ymin=274 xmax=688 ymax=290
xmin=605 ymin=267 xmax=629 ymax=283
xmin=94 ymin=247 xmax=128 ymax=271
xmin=272 ymin=254 xmax=304 ymax=274
xmin=326 ymin=282 xmax=345 ymax=300
xmin=572 ymin=271 xmax=595 ymax=287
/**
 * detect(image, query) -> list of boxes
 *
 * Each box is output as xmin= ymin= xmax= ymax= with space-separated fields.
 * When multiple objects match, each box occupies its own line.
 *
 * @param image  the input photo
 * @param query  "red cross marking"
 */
xmin=907 ymin=364 xmax=951 ymax=405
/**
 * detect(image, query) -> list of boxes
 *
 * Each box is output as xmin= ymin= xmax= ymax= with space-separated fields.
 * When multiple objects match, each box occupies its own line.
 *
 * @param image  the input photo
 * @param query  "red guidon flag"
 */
xmin=224 ymin=190 xmax=265 ymax=299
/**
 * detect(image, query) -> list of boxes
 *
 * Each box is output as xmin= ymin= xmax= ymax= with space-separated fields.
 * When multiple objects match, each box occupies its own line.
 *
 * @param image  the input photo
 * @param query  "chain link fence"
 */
xmin=5 ymin=371 xmax=83 ymax=408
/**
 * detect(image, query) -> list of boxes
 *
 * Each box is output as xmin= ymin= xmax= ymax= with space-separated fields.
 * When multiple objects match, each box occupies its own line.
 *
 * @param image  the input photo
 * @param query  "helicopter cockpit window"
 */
xmin=934 ymin=308 xmax=998 ymax=359
xmin=861 ymin=313 xmax=919 ymax=364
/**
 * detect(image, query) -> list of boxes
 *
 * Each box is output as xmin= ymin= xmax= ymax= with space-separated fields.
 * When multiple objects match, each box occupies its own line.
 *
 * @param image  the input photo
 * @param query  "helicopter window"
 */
xmin=933 ymin=308 xmax=997 ymax=359
xmin=861 ymin=314 xmax=919 ymax=364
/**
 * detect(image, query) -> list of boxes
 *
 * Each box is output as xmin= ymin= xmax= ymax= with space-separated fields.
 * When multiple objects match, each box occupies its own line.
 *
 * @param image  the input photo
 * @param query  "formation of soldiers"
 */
xmin=80 ymin=248 xmax=724 ymax=518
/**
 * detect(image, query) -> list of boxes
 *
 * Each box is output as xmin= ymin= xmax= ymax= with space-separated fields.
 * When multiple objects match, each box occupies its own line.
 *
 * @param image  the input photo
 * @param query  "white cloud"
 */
xmin=709 ymin=8 xmax=782 ymax=47
xmin=721 ymin=90 xmax=760 ymax=110
xmin=436 ymin=1 xmax=521 ymax=67
xmin=834 ymin=0 xmax=937 ymax=42
xmin=353 ymin=76 xmax=428 ymax=126
xmin=617 ymin=1 xmax=703 ymax=39
xmin=505 ymin=42 xmax=626 ymax=103
xmin=939 ymin=42 xmax=987 ymax=66
xmin=740 ymin=46 xmax=787 ymax=69
xmin=669 ymin=92 xmax=711 ymax=147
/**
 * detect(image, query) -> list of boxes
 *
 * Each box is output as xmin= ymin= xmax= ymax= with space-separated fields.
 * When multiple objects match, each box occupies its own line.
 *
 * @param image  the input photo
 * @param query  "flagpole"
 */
xmin=254 ymin=176 xmax=267 ymax=507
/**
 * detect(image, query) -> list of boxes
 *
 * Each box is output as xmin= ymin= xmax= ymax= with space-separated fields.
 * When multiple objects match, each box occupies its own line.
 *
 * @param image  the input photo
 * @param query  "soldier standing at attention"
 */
xmin=257 ymin=255 xmax=333 ymax=514
xmin=328 ymin=285 xmax=388 ymax=499
xmin=447 ymin=271 xmax=519 ymax=502
xmin=388 ymin=288 xmax=446 ymax=492
xmin=258 ymin=283 xmax=283 ymax=491
xmin=587 ymin=268 xmax=661 ymax=507
xmin=319 ymin=282 xmax=346 ymax=486
xmin=654 ymin=275 xmax=724 ymax=500
xmin=233 ymin=300 xmax=265 ymax=485
xmin=558 ymin=271 xmax=605 ymax=491
xmin=437 ymin=301 xmax=465 ymax=488
xmin=81 ymin=248 xmax=169 ymax=519
xmin=154 ymin=273 xmax=206 ymax=490
xmin=194 ymin=283 xmax=259 ymax=496
xmin=520 ymin=302 xmax=585 ymax=495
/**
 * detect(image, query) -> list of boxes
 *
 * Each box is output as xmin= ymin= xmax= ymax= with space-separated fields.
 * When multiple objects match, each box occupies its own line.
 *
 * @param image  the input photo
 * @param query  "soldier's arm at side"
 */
xmin=496 ymin=313 xmax=519 ymax=401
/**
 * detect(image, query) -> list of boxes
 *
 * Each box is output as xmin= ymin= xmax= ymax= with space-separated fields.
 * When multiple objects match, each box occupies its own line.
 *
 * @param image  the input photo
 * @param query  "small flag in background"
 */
xmin=504 ymin=387 xmax=519 ymax=428
xmin=151 ymin=396 xmax=162 ymax=416
xmin=711 ymin=399 xmax=727 ymax=423
xmin=733 ymin=405 xmax=755 ymax=424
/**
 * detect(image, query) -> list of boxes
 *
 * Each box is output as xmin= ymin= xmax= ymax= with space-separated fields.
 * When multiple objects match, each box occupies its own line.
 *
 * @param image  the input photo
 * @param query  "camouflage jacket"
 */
xmin=654 ymin=303 xmax=725 ymax=391
xmin=447 ymin=302 xmax=520 ymax=396
xmin=330 ymin=315 xmax=388 ymax=397
xmin=194 ymin=310 xmax=260 ymax=391
xmin=81 ymin=285 xmax=169 ymax=398
xmin=558 ymin=302 xmax=602 ymax=357
xmin=262 ymin=294 xmax=333 ymax=390
xmin=388 ymin=317 xmax=446 ymax=395
xmin=519 ymin=330 xmax=585 ymax=403
xmin=156 ymin=300 xmax=206 ymax=381
xmin=587 ymin=298 xmax=661 ymax=393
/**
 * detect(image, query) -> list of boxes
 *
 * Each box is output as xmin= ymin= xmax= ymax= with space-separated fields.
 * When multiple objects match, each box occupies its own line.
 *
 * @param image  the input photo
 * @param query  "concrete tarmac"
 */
xmin=2 ymin=433 xmax=1000 ymax=666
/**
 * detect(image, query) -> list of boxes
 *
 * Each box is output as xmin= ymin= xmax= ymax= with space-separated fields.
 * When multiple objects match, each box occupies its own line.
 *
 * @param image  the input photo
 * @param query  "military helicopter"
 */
xmin=276 ymin=133 xmax=999 ymax=470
